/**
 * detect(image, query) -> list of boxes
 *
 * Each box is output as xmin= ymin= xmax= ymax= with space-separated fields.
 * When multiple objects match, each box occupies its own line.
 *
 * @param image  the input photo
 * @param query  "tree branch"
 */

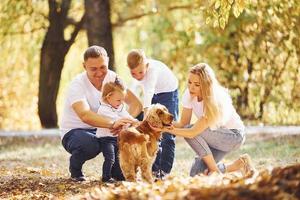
xmin=65 ymin=13 xmax=86 ymax=50
xmin=112 ymin=4 xmax=195 ymax=27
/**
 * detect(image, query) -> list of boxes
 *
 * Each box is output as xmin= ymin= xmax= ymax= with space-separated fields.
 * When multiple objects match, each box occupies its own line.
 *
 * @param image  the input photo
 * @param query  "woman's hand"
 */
xmin=148 ymin=123 xmax=174 ymax=132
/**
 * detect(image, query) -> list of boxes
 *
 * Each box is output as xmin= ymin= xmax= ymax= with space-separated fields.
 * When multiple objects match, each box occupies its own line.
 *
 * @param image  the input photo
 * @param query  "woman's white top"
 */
xmin=138 ymin=59 xmax=178 ymax=108
xmin=182 ymin=89 xmax=244 ymax=130
xmin=59 ymin=70 xmax=117 ymax=138
xmin=96 ymin=102 xmax=133 ymax=138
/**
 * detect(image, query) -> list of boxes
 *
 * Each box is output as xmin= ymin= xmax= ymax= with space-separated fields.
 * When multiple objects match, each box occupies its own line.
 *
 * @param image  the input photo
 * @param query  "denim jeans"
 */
xmin=99 ymin=137 xmax=119 ymax=181
xmin=136 ymin=89 xmax=179 ymax=174
xmin=62 ymin=128 xmax=124 ymax=180
xmin=185 ymin=127 xmax=245 ymax=176
xmin=62 ymin=128 xmax=101 ymax=178
xmin=151 ymin=89 xmax=179 ymax=174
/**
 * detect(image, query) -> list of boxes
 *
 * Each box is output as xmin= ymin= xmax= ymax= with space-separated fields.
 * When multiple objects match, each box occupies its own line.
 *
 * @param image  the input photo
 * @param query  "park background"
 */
xmin=0 ymin=0 xmax=299 ymax=199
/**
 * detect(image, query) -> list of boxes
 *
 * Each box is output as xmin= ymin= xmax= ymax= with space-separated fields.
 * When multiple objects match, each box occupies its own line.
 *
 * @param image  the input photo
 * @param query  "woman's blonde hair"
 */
xmin=190 ymin=63 xmax=233 ymax=127
xmin=102 ymin=78 xmax=126 ymax=101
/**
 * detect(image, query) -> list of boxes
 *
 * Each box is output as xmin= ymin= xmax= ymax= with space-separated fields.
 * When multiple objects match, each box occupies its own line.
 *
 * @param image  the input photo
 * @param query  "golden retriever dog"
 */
xmin=118 ymin=104 xmax=173 ymax=182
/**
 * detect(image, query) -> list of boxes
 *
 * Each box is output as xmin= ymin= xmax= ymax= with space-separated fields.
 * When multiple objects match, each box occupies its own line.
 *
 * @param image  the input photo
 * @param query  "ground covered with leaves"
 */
xmin=0 ymin=134 xmax=299 ymax=199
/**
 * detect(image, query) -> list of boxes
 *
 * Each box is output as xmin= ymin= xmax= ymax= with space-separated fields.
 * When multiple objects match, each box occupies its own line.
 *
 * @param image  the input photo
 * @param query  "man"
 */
xmin=60 ymin=46 xmax=142 ymax=181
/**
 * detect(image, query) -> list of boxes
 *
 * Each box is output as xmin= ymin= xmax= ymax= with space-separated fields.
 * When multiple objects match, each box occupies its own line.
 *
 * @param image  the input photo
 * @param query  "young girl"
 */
xmin=155 ymin=63 xmax=255 ymax=176
xmin=96 ymin=79 xmax=137 ymax=183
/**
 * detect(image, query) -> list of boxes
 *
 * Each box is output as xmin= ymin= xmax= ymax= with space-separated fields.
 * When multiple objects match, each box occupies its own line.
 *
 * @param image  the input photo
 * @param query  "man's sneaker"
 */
xmin=71 ymin=176 xmax=86 ymax=182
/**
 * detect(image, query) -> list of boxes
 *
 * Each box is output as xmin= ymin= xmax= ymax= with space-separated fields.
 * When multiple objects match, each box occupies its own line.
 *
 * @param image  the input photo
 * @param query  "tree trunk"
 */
xmin=38 ymin=0 xmax=84 ymax=128
xmin=84 ymin=0 xmax=115 ymax=70
xmin=38 ymin=34 xmax=67 ymax=128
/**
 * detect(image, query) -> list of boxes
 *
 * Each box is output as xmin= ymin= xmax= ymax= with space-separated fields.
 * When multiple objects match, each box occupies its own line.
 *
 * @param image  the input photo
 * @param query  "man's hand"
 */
xmin=110 ymin=118 xmax=136 ymax=136
xmin=111 ymin=118 xmax=135 ymax=129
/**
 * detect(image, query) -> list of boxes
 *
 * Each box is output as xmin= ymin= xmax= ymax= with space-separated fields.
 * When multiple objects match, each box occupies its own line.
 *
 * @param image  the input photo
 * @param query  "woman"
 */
xmin=156 ymin=63 xmax=255 ymax=176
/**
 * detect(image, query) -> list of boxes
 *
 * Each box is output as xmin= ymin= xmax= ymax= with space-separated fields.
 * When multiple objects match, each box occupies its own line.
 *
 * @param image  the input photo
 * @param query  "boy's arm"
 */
xmin=124 ymin=89 xmax=143 ymax=117
xmin=142 ymin=68 xmax=158 ymax=109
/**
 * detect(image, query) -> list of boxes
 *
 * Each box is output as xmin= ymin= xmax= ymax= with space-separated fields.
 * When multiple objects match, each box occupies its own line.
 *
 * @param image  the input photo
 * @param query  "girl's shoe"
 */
xmin=71 ymin=176 xmax=86 ymax=182
xmin=102 ymin=177 xmax=117 ymax=184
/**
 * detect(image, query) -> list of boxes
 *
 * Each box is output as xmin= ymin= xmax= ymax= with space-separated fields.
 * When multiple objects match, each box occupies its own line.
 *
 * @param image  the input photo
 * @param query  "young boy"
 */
xmin=96 ymin=79 xmax=137 ymax=183
xmin=126 ymin=49 xmax=179 ymax=179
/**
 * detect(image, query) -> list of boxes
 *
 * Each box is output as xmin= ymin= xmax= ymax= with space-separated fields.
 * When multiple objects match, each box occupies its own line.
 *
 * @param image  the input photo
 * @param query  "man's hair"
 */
xmin=102 ymin=78 xmax=126 ymax=100
xmin=127 ymin=49 xmax=146 ymax=69
xmin=84 ymin=45 xmax=108 ymax=61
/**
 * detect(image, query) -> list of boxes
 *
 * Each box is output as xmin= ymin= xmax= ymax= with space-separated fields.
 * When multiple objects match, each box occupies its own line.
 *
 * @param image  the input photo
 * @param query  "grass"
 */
xmin=0 ymin=134 xmax=299 ymax=199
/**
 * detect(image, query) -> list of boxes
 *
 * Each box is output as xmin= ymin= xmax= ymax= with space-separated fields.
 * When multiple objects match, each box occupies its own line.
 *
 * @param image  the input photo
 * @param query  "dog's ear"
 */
xmin=156 ymin=109 xmax=163 ymax=116
xmin=146 ymin=110 xmax=163 ymax=128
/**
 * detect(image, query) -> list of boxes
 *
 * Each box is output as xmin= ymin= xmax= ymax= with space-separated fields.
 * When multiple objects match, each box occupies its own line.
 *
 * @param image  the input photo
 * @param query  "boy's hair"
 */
xmin=84 ymin=45 xmax=108 ymax=61
xmin=127 ymin=49 xmax=147 ymax=69
xmin=102 ymin=78 xmax=126 ymax=100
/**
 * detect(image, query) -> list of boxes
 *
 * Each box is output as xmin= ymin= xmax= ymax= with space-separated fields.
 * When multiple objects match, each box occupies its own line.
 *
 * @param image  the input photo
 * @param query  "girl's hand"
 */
xmin=131 ymin=119 xmax=140 ymax=127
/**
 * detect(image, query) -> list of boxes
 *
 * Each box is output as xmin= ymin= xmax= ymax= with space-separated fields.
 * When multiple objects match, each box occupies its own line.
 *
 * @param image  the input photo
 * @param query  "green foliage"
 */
xmin=204 ymin=0 xmax=249 ymax=29
xmin=198 ymin=0 xmax=300 ymax=124
xmin=120 ymin=0 xmax=300 ymax=125
xmin=0 ymin=0 xmax=85 ymax=130
xmin=0 ymin=0 xmax=48 ymax=130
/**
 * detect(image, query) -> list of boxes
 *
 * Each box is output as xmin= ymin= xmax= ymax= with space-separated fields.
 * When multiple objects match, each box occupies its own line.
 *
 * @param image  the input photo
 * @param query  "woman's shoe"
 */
xmin=239 ymin=154 xmax=256 ymax=177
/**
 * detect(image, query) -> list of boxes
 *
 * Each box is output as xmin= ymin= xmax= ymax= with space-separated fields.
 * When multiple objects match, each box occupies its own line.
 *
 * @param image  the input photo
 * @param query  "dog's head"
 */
xmin=145 ymin=104 xmax=173 ymax=129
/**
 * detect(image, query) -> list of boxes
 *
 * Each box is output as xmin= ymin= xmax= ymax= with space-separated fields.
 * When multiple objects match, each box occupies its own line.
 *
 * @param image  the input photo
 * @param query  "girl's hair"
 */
xmin=102 ymin=78 xmax=126 ymax=101
xmin=190 ymin=63 xmax=233 ymax=127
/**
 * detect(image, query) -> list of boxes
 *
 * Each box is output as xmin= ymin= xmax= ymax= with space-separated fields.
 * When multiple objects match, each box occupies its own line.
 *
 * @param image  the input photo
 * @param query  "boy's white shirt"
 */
xmin=59 ymin=70 xmax=118 ymax=138
xmin=96 ymin=101 xmax=134 ymax=138
xmin=182 ymin=89 xmax=244 ymax=130
xmin=138 ymin=59 xmax=178 ymax=108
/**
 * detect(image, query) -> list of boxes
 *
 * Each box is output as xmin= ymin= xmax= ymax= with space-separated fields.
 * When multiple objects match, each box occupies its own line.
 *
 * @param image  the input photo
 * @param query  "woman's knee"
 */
xmin=230 ymin=134 xmax=245 ymax=151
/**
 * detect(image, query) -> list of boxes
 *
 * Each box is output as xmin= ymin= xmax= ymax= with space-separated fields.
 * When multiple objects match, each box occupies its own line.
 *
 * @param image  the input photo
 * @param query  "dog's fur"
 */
xmin=118 ymin=104 xmax=173 ymax=182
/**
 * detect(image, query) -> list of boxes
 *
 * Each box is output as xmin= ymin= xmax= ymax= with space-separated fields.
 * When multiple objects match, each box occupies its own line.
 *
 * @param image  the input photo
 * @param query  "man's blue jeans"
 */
xmin=62 ymin=128 xmax=124 ymax=180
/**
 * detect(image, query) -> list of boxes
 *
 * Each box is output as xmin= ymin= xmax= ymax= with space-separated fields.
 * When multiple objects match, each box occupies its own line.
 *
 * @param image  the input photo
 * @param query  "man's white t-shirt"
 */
xmin=138 ymin=59 xmax=178 ymax=108
xmin=59 ymin=70 xmax=117 ymax=138
xmin=96 ymin=102 xmax=134 ymax=138
xmin=181 ymin=89 xmax=244 ymax=130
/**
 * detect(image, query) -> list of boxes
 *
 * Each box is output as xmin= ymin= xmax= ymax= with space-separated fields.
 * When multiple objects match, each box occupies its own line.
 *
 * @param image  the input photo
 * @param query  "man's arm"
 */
xmin=72 ymin=101 xmax=133 ymax=128
xmin=125 ymin=89 xmax=143 ymax=117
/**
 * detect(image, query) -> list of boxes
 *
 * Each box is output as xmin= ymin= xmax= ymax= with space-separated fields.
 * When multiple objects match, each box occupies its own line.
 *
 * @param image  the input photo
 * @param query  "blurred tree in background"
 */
xmin=124 ymin=0 xmax=300 ymax=125
xmin=0 ymin=0 xmax=299 ymax=130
